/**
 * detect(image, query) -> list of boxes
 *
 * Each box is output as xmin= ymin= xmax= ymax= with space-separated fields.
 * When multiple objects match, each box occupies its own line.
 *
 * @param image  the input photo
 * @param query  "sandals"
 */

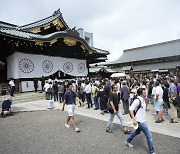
xmin=106 ymin=127 xmax=112 ymax=133
xmin=155 ymin=119 xmax=163 ymax=123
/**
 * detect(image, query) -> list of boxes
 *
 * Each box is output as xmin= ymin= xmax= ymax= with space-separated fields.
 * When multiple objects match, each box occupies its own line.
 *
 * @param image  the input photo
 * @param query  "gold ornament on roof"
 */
xmin=53 ymin=19 xmax=64 ymax=28
xmin=63 ymin=38 xmax=76 ymax=46
xmin=50 ymin=39 xmax=57 ymax=45
xmin=56 ymin=25 xmax=61 ymax=31
xmin=35 ymin=40 xmax=44 ymax=46
xmin=44 ymin=24 xmax=51 ymax=30
xmin=28 ymin=27 xmax=41 ymax=33
xmin=81 ymin=45 xmax=86 ymax=51
xmin=89 ymin=50 xmax=93 ymax=54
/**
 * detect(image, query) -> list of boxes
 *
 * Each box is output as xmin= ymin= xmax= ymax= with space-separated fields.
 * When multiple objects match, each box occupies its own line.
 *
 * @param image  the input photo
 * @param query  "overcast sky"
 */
xmin=0 ymin=0 xmax=180 ymax=61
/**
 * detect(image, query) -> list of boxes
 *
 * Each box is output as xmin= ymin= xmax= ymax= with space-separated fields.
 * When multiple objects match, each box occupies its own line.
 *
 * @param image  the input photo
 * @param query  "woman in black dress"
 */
xmin=97 ymin=84 xmax=108 ymax=115
xmin=162 ymin=82 xmax=170 ymax=115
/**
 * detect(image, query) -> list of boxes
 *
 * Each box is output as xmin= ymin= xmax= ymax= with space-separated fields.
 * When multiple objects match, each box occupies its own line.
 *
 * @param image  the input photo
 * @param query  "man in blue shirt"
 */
xmin=121 ymin=81 xmax=130 ymax=115
xmin=62 ymin=83 xmax=83 ymax=132
xmin=169 ymin=79 xmax=178 ymax=123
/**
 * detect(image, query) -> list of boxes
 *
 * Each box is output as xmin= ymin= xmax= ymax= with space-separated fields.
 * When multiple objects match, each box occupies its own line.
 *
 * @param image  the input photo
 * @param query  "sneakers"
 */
xmin=125 ymin=141 xmax=133 ymax=148
xmin=65 ymin=124 xmax=80 ymax=132
xmin=101 ymin=112 xmax=104 ymax=115
xmin=48 ymin=107 xmax=54 ymax=109
xmin=170 ymin=119 xmax=178 ymax=123
xmin=75 ymin=127 xmax=80 ymax=132
xmin=65 ymin=123 xmax=70 ymax=128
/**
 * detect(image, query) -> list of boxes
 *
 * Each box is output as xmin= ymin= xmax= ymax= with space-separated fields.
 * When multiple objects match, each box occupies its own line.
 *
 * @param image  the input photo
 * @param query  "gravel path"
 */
xmin=0 ymin=110 xmax=180 ymax=154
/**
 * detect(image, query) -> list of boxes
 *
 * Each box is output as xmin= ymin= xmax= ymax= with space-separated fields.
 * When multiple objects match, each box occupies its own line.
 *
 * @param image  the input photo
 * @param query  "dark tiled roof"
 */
xmin=17 ymin=9 xmax=69 ymax=30
xmin=0 ymin=27 xmax=41 ymax=39
xmin=91 ymin=47 xmax=110 ymax=55
xmin=0 ymin=27 xmax=81 ymax=41
xmin=0 ymin=21 xmax=18 ymax=28
xmin=133 ymin=61 xmax=180 ymax=71
xmin=107 ymin=61 xmax=179 ymax=72
xmin=89 ymin=67 xmax=117 ymax=73
xmin=0 ymin=10 xmax=109 ymax=59
xmin=108 ymin=39 xmax=180 ymax=65
xmin=0 ymin=27 xmax=107 ymax=56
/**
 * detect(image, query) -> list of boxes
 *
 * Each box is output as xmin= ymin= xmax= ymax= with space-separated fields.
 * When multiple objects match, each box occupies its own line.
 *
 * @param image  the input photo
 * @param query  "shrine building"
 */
xmin=0 ymin=9 xmax=109 ymax=92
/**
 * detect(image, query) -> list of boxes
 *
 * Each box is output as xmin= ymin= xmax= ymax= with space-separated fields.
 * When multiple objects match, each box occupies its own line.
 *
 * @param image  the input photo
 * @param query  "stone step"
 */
xmin=0 ymin=92 xmax=45 ymax=104
xmin=12 ymin=97 xmax=45 ymax=104
xmin=12 ymin=94 xmax=44 ymax=99
xmin=12 ymin=94 xmax=45 ymax=104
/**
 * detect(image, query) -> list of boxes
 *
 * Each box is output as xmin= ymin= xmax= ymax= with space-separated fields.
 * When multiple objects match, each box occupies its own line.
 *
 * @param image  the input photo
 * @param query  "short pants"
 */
xmin=66 ymin=104 xmax=75 ymax=116
xmin=155 ymin=101 xmax=163 ymax=111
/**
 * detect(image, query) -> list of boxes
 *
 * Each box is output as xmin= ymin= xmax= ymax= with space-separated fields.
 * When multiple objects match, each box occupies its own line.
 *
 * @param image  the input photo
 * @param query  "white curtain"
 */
xmin=7 ymin=52 xmax=88 ymax=79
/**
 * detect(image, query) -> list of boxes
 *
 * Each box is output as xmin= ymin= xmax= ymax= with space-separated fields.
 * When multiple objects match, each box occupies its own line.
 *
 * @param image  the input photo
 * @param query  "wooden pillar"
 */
xmin=15 ymin=79 xmax=20 ymax=93
xmin=86 ymin=61 xmax=90 ymax=77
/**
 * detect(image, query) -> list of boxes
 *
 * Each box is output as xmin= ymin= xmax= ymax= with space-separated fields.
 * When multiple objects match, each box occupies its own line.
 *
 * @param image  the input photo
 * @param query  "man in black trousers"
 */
xmin=85 ymin=81 xmax=92 ymax=109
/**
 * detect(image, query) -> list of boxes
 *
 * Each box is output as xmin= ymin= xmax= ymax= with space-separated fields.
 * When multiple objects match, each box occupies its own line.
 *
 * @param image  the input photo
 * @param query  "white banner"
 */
xmin=7 ymin=52 xmax=88 ymax=79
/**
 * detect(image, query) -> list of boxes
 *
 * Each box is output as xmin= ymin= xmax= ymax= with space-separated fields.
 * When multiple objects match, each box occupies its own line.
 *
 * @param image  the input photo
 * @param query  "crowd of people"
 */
xmin=6 ymin=75 xmax=180 ymax=154
xmin=43 ymin=76 xmax=180 ymax=123
xmin=42 ymin=76 xmax=180 ymax=153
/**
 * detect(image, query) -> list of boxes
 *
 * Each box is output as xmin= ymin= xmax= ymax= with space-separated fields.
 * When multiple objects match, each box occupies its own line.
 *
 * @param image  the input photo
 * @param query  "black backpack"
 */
xmin=173 ymin=96 xmax=180 ymax=107
xmin=130 ymin=98 xmax=142 ymax=118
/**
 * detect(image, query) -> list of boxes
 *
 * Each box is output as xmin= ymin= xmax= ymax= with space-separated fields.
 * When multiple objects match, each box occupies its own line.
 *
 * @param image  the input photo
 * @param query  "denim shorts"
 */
xmin=155 ymin=101 xmax=164 ymax=111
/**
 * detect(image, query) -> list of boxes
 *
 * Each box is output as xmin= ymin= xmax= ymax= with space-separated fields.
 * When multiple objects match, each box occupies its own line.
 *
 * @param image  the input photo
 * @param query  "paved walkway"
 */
xmin=1 ymin=110 xmax=180 ymax=154
xmin=5 ymin=98 xmax=180 ymax=139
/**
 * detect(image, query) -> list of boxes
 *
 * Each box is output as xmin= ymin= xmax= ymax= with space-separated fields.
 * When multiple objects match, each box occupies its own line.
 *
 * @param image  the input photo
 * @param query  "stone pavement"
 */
xmin=3 ymin=98 xmax=180 ymax=139
xmin=0 ymin=110 xmax=180 ymax=154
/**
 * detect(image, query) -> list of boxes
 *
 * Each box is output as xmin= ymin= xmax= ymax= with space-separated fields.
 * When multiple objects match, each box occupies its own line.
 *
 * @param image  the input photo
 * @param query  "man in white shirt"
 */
xmin=81 ymin=81 xmax=86 ymax=103
xmin=154 ymin=81 xmax=164 ymax=123
xmin=9 ymin=79 xmax=15 ymax=97
xmin=72 ymin=81 xmax=77 ymax=92
xmin=151 ymin=85 xmax=156 ymax=104
xmin=85 ymin=81 xmax=92 ymax=109
xmin=43 ymin=81 xmax=50 ymax=100
xmin=125 ymin=88 xmax=155 ymax=154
